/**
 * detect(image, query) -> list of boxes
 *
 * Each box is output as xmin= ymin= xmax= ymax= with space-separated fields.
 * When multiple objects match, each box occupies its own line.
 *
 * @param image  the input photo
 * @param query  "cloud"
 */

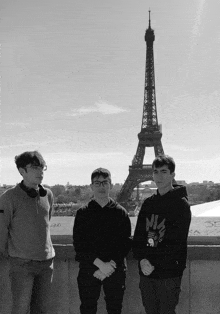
xmin=44 ymin=151 xmax=129 ymax=166
xmin=70 ymin=101 xmax=128 ymax=116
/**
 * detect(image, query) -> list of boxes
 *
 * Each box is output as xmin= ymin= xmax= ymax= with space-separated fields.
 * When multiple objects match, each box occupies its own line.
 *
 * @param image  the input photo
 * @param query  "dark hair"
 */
xmin=91 ymin=167 xmax=111 ymax=183
xmin=15 ymin=151 xmax=46 ymax=169
xmin=152 ymin=155 xmax=175 ymax=173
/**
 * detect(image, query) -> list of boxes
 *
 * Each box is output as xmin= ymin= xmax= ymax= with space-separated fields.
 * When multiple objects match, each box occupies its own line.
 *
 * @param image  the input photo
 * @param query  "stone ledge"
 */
xmin=53 ymin=244 xmax=220 ymax=261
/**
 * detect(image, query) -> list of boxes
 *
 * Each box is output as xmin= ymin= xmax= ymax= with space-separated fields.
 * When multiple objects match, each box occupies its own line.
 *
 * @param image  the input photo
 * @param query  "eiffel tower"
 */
xmin=117 ymin=11 xmax=164 ymax=208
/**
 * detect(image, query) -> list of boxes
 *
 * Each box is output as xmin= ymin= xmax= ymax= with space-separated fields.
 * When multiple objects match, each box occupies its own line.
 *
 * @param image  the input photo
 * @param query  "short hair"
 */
xmin=152 ymin=155 xmax=175 ymax=173
xmin=91 ymin=167 xmax=111 ymax=183
xmin=15 ymin=151 xmax=46 ymax=169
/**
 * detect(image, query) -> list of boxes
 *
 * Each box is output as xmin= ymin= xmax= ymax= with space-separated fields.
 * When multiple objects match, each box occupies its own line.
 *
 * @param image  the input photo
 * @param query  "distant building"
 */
xmin=176 ymin=180 xmax=187 ymax=186
xmin=202 ymin=181 xmax=215 ymax=186
xmin=188 ymin=182 xmax=201 ymax=186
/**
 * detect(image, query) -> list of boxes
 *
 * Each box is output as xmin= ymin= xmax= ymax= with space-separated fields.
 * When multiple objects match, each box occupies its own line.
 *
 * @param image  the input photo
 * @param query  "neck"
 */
xmin=158 ymin=185 xmax=173 ymax=196
xmin=22 ymin=180 xmax=39 ymax=190
xmin=94 ymin=197 xmax=110 ymax=208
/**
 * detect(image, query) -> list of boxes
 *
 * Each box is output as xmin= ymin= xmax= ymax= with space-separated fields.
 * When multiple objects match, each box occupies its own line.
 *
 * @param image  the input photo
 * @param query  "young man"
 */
xmin=0 ymin=151 xmax=55 ymax=314
xmin=73 ymin=168 xmax=132 ymax=314
xmin=133 ymin=155 xmax=191 ymax=314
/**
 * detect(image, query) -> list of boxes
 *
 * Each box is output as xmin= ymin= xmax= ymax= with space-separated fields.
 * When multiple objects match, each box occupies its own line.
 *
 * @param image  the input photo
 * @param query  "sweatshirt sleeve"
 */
xmin=0 ymin=192 xmax=13 ymax=255
xmin=169 ymin=199 xmax=191 ymax=245
xmin=132 ymin=202 xmax=148 ymax=261
xmin=110 ymin=210 xmax=132 ymax=262
xmin=73 ymin=208 xmax=98 ymax=263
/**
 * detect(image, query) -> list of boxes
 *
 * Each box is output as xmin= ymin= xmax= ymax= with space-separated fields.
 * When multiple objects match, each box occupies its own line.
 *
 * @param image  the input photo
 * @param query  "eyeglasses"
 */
xmin=26 ymin=165 xmax=47 ymax=171
xmin=92 ymin=180 xmax=110 ymax=187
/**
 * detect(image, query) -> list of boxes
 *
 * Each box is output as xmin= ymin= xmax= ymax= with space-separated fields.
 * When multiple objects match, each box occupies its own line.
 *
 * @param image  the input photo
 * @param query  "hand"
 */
xmin=93 ymin=270 xmax=106 ymax=281
xmin=99 ymin=262 xmax=115 ymax=277
xmin=109 ymin=260 xmax=116 ymax=268
xmin=140 ymin=259 xmax=155 ymax=276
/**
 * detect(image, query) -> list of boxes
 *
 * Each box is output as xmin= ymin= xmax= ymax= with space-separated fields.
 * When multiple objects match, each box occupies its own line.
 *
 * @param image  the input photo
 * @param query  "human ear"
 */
xmin=18 ymin=167 xmax=26 ymax=176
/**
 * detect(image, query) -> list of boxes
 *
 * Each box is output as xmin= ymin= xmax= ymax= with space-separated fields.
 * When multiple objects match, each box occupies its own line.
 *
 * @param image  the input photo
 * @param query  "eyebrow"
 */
xmin=153 ymin=169 xmax=168 ymax=172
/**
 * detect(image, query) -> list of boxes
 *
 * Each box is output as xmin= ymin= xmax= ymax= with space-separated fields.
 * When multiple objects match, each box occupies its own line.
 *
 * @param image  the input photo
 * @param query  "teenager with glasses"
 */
xmin=0 ymin=151 xmax=55 ymax=314
xmin=73 ymin=167 xmax=132 ymax=314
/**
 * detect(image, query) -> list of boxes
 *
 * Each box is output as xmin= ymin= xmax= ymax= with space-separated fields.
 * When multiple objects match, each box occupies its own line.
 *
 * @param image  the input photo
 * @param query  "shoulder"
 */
xmin=45 ymin=187 xmax=53 ymax=198
xmin=141 ymin=194 xmax=155 ymax=207
xmin=75 ymin=200 xmax=93 ymax=215
xmin=110 ymin=199 xmax=129 ymax=217
xmin=0 ymin=185 xmax=18 ymax=200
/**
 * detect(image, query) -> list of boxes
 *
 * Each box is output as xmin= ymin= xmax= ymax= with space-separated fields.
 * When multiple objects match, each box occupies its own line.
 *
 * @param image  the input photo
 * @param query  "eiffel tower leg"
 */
xmin=132 ymin=144 xmax=145 ymax=166
xmin=117 ymin=174 xmax=139 ymax=204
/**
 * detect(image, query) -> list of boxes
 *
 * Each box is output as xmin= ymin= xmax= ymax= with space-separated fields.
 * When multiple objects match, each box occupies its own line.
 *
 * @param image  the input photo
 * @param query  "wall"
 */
xmin=1 ymin=245 xmax=220 ymax=314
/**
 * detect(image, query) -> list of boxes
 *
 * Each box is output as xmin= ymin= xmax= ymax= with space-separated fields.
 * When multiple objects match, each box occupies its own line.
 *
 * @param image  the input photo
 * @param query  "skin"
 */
xmin=90 ymin=175 xmax=113 ymax=207
xmin=152 ymin=164 xmax=175 ymax=196
xmin=19 ymin=164 xmax=44 ymax=189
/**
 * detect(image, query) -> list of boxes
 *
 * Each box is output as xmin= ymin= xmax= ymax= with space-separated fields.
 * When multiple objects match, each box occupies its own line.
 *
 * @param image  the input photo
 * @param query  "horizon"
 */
xmin=1 ymin=0 xmax=220 ymax=186
xmin=1 ymin=179 xmax=219 ymax=188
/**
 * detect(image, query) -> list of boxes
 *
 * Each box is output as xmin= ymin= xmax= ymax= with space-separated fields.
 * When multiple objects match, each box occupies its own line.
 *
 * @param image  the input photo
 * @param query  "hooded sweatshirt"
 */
xmin=73 ymin=198 xmax=132 ymax=270
xmin=133 ymin=185 xmax=191 ymax=279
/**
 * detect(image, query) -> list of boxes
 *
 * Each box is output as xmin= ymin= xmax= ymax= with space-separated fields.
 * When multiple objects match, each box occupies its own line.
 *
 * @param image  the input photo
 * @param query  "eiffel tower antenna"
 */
xmin=117 ymin=13 xmax=164 ymax=210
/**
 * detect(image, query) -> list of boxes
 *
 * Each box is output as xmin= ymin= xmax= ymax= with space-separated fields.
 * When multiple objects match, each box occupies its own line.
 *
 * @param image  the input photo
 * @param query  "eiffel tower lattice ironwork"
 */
xmin=117 ymin=11 xmax=164 ymax=208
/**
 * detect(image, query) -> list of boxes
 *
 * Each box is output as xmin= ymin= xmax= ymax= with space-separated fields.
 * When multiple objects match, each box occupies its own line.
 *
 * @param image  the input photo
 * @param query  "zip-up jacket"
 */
xmin=73 ymin=198 xmax=132 ymax=270
xmin=0 ymin=184 xmax=55 ymax=260
xmin=133 ymin=185 xmax=191 ymax=279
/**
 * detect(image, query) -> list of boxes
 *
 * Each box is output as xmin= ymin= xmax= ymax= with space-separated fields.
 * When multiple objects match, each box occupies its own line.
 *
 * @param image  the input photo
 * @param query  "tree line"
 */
xmin=48 ymin=183 xmax=220 ymax=206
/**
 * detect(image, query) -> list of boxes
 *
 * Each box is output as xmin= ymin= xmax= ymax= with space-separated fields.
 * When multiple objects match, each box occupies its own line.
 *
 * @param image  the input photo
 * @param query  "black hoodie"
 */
xmin=73 ymin=198 xmax=132 ymax=270
xmin=133 ymin=185 xmax=191 ymax=279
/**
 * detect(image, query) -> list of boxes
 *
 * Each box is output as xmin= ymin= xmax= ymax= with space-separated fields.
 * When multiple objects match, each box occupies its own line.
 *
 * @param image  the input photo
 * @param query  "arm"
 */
xmin=73 ymin=209 xmax=116 ymax=276
xmin=48 ymin=190 xmax=54 ymax=220
xmin=132 ymin=203 xmax=149 ymax=261
xmin=73 ymin=209 xmax=100 ymax=263
xmin=110 ymin=211 xmax=132 ymax=263
xmin=0 ymin=193 xmax=12 ymax=255
xmin=132 ymin=203 xmax=155 ymax=274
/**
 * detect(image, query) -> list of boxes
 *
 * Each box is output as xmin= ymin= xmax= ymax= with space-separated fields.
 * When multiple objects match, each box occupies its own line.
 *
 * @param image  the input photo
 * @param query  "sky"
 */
xmin=1 ymin=0 xmax=220 ymax=186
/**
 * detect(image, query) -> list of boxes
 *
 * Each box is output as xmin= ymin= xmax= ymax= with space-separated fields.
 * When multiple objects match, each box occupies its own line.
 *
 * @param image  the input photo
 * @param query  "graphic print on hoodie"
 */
xmin=133 ymin=185 xmax=191 ymax=279
xmin=146 ymin=214 xmax=166 ymax=247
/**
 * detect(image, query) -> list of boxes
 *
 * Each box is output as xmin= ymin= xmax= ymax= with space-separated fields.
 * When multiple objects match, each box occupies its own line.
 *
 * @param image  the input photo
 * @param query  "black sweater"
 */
xmin=73 ymin=198 xmax=132 ymax=270
xmin=133 ymin=185 xmax=191 ymax=279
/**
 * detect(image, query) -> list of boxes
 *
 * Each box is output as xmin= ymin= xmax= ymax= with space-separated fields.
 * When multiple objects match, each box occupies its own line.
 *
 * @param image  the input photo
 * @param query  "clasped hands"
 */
xmin=93 ymin=260 xmax=116 ymax=281
xmin=140 ymin=259 xmax=155 ymax=276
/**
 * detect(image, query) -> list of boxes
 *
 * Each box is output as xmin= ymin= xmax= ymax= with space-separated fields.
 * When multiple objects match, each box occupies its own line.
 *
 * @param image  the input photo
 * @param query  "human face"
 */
xmin=19 ymin=164 xmax=46 ymax=188
xmin=153 ymin=165 xmax=175 ymax=194
xmin=91 ymin=175 xmax=112 ymax=200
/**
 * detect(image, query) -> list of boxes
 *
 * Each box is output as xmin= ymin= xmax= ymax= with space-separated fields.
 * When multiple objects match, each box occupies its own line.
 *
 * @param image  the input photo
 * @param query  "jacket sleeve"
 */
xmin=132 ymin=202 xmax=148 ymax=261
xmin=73 ymin=209 xmax=98 ymax=263
xmin=168 ymin=199 xmax=191 ymax=248
xmin=110 ymin=211 xmax=132 ymax=262
xmin=0 ymin=193 xmax=13 ymax=255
